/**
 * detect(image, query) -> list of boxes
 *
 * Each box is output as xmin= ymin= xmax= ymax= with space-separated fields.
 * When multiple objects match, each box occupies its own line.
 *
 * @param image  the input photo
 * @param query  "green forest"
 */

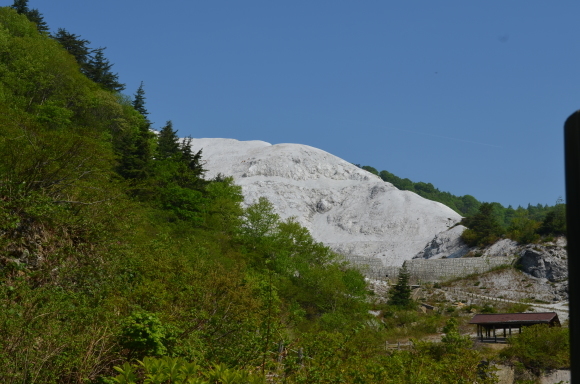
xmin=0 ymin=4 xmax=568 ymax=383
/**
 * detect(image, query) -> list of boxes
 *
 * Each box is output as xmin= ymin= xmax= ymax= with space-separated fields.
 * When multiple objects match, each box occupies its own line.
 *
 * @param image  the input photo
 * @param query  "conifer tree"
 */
xmin=132 ymin=81 xmax=149 ymax=118
xmin=25 ymin=8 xmax=48 ymax=32
xmin=388 ymin=264 xmax=412 ymax=308
xmin=180 ymin=136 xmax=206 ymax=179
xmin=11 ymin=0 xmax=29 ymax=14
xmin=461 ymin=202 xmax=503 ymax=246
xmin=114 ymin=83 xmax=154 ymax=181
xmin=84 ymin=47 xmax=125 ymax=92
xmin=53 ymin=28 xmax=91 ymax=69
xmin=115 ymin=123 xmax=154 ymax=181
xmin=11 ymin=0 xmax=49 ymax=33
xmin=157 ymin=121 xmax=181 ymax=160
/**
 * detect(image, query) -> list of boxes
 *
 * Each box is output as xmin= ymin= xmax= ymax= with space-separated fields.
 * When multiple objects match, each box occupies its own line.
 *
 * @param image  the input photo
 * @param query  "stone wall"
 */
xmin=352 ymin=256 xmax=514 ymax=283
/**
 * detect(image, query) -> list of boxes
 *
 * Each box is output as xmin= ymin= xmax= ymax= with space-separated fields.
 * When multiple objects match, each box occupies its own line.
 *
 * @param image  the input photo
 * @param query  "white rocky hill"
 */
xmin=189 ymin=138 xmax=462 ymax=266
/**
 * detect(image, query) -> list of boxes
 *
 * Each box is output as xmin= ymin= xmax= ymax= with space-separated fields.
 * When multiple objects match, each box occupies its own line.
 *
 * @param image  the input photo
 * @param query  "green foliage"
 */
xmin=362 ymin=165 xmax=379 ymax=175
xmin=118 ymin=311 xmax=176 ymax=359
xmin=289 ymin=327 xmax=497 ymax=384
xmin=239 ymin=197 xmax=280 ymax=252
xmin=53 ymin=28 xmax=91 ymax=68
xmin=108 ymin=357 xmax=266 ymax=384
xmin=0 ymin=7 xmax=549 ymax=383
xmin=132 ymin=81 xmax=149 ymax=118
xmin=538 ymin=200 xmax=566 ymax=236
xmin=238 ymin=197 xmax=368 ymax=328
xmin=461 ymin=203 xmax=503 ymax=246
xmin=157 ymin=120 xmax=181 ymax=160
xmin=500 ymin=324 xmax=569 ymax=375
xmin=506 ymin=208 xmax=540 ymax=244
xmin=84 ymin=47 xmax=126 ymax=92
xmin=388 ymin=265 xmax=413 ymax=309
xmin=440 ymin=318 xmax=471 ymax=353
xmin=10 ymin=0 xmax=48 ymax=32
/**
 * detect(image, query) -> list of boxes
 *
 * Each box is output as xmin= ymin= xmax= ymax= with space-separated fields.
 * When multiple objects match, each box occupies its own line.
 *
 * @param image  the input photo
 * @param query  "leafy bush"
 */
xmin=108 ymin=357 xmax=265 ymax=384
xmin=461 ymin=203 xmax=503 ymax=247
xmin=500 ymin=324 xmax=569 ymax=375
xmin=118 ymin=312 xmax=176 ymax=359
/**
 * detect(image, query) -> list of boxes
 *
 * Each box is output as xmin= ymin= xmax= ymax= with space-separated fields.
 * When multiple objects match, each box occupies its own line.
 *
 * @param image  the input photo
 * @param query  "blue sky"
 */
xmin=33 ymin=1 xmax=579 ymax=208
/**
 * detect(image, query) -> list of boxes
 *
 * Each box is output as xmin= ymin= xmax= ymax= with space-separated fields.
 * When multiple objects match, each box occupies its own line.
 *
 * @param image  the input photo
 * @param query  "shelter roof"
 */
xmin=469 ymin=312 xmax=559 ymax=325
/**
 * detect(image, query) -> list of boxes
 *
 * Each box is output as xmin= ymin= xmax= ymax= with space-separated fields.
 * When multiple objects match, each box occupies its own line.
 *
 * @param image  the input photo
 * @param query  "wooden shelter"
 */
xmin=469 ymin=312 xmax=560 ymax=343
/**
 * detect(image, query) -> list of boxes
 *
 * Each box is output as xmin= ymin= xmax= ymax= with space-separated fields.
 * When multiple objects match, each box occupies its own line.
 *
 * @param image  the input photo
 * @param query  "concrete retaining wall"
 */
xmin=350 ymin=256 xmax=513 ymax=283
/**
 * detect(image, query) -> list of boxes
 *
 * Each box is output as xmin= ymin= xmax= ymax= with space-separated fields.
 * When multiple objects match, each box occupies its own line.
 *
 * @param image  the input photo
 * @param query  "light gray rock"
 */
xmin=413 ymin=225 xmax=470 ymax=259
xmin=541 ymin=369 xmax=570 ymax=384
xmin=189 ymin=138 xmax=462 ymax=266
xmin=519 ymin=244 xmax=568 ymax=282
xmin=482 ymin=238 xmax=520 ymax=258
xmin=470 ymin=237 xmax=568 ymax=301
xmin=494 ymin=365 xmax=515 ymax=384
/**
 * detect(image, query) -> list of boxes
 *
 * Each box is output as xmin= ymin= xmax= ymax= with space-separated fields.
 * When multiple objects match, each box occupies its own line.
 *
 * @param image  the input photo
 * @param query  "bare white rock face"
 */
xmin=189 ymin=138 xmax=462 ymax=266
xmin=413 ymin=225 xmax=470 ymax=259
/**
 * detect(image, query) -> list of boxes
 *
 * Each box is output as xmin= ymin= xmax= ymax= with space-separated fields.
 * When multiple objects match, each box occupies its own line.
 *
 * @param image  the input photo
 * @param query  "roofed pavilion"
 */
xmin=469 ymin=312 xmax=560 ymax=343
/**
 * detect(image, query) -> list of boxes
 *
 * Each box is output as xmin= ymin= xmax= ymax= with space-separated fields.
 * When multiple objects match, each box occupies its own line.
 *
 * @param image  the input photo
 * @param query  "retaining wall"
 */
xmin=349 ymin=256 xmax=514 ymax=283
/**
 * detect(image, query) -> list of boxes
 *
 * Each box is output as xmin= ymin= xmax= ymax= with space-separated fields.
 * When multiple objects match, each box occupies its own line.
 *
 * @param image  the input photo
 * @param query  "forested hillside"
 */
xmin=360 ymin=165 xmax=566 ymax=245
xmin=0 ymin=5 xmax=566 ymax=383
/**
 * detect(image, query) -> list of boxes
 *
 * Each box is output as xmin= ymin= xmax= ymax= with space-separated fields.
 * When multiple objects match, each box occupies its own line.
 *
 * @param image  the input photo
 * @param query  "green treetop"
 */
xmin=180 ymin=136 xmax=206 ymax=178
xmin=11 ymin=0 xmax=48 ymax=32
xmin=388 ymin=264 xmax=413 ymax=308
xmin=157 ymin=121 xmax=181 ymax=160
xmin=461 ymin=202 xmax=503 ymax=246
xmin=132 ymin=81 xmax=149 ymax=118
xmin=53 ymin=28 xmax=91 ymax=69
xmin=84 ymin=47 xmax=125 ymax=92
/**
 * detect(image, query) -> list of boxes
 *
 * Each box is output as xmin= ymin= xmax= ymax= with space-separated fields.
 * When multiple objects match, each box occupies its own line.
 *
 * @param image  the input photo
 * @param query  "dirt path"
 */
xmin=442 ymin=287 xmax=569 ymax=321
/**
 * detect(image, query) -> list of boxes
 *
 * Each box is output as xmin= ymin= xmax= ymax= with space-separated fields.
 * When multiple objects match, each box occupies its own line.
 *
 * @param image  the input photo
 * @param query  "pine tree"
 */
xmin=115 ymin=122 xmax=154 ymax=181
xmin=461 ymin=202 xmax=502 ymax=246
xmin=157 ymin=121 xmax=181 ymax=160
xmin=132 ymin=81 xmax=149 ymax=118
xmin=53 ymin=28 xmax=91 ymax=69
xmin=25 ymin=8 xmax=48 ymax=32
xmin=388 ymin=264 xmax=412 ymax=308
xmin=84 ymin=47 xmax=125 ymax=92
xmin=11 ymin=0 xmax=49 ymax=33
xmin=11 ymin=0 xmax=29 ymax=14
xmin=180 ymin=136 xmax=206 ymax=178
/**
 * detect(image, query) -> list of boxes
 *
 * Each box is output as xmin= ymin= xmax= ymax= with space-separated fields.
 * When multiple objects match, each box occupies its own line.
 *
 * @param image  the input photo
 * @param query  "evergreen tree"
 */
xmin=11 ymin=0 xmax=48 ymax=33
xmin=538 ymin=200 xmax=566 ymax=236
xmin=157 ymin=121 xmax=181 ymax=160
xmin=11 ymin=0 xmax=29 ymax=14
xmin=84 ymin=47 xmax=125 ymax=92
xmin=180 ymin=136 xmax=206 ymax=178
xmin=53 ymin=28 xmax=91 ymax=69
xmin=25 ymin=8 xmax=48 ymax=32
xmin=461 ymin=202 xmax=503 ymax=246
xmin=388 ymin=264 xmax=413 ymax=308
xmin=115 ymin=122 xmax=154 ymax=181
xmin=132 ymin=81 xmax=149 ymax=118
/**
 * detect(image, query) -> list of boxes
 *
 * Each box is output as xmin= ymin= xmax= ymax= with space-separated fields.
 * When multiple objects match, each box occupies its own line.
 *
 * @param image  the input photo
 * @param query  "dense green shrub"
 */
xmin=500 ymin=324 xmax=569 ymax=375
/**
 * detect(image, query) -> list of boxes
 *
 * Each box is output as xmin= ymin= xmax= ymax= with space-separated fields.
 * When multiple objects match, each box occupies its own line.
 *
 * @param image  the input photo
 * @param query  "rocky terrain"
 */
xmin=414 ymin=234 xmax=568 ymax=292
xmin=190 ymin=138 xmax=462 ymax=266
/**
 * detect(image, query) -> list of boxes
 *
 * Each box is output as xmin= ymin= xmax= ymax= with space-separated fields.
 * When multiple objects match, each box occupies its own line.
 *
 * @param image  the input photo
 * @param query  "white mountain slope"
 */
xmin=189 ymin=138 xmax=462 ymax=266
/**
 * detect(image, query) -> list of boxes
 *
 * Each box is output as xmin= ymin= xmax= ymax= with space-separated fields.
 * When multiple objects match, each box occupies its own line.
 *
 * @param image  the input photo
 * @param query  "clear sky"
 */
xmin=32 ymin=1 xmax=579 ymax=208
